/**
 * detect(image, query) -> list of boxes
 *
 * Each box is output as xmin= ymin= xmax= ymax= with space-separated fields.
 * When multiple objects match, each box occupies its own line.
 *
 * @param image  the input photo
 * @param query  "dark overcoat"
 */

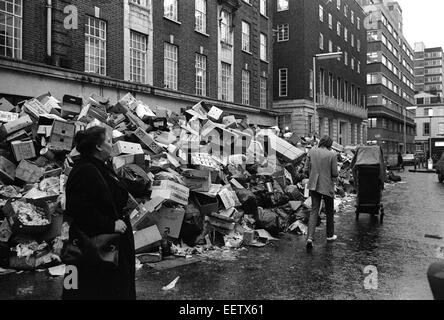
xmin=62 ymin=156 xmax=135 ymax=300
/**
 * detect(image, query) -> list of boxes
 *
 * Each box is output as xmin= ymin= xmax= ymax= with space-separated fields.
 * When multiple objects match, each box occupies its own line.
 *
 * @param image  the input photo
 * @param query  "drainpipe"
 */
xmin=46 ymin=0 xmax=52 ymax=57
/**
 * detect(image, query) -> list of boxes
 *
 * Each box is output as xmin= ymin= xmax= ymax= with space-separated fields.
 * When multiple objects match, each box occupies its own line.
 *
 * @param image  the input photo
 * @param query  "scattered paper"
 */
xmin=162 ymin=276 xmax=180 ymax=291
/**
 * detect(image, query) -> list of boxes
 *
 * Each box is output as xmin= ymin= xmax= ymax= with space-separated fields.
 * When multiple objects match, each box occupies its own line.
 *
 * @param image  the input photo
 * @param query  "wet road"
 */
xmin=1 ymin=170 xmax=443 ymax=300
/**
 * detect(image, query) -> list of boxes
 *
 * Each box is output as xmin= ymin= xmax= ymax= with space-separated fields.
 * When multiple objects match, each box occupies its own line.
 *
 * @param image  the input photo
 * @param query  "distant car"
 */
xmin=402 ymin=154 xmax=416 ymax=166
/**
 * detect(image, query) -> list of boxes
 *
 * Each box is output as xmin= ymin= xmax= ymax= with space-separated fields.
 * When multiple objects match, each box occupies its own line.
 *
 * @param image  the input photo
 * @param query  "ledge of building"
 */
xmin=0 ymin=57 xmax=277 ymax=118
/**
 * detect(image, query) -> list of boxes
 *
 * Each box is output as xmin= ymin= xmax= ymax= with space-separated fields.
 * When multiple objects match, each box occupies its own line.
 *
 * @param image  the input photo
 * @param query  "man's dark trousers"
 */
xmin=307 ymin=191 xmax=335 ymax=241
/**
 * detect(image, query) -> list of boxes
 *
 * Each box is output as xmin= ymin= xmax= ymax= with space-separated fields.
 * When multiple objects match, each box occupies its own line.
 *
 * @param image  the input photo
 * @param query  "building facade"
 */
xmin=414 ymin=92 xmax=444 ymax=155
xmin=414 ymin=42 xmax=444 ymax=97
xmin=359 ymin=0 xmax=416 ymax=156
xmin=273 ymin=0 xmax=368 ymax=146
xmin=0 ymin=0 xmax=276 ymax=126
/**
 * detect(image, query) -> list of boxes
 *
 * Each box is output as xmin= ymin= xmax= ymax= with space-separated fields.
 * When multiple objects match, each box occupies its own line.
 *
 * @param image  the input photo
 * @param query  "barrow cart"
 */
xmin=351 ymin=146 xmax=386 ymax=224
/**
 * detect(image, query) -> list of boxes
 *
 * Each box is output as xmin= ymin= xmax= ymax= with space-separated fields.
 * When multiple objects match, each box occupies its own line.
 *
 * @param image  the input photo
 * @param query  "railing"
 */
xmin=317 ymin=94 xmax=368 ymax=119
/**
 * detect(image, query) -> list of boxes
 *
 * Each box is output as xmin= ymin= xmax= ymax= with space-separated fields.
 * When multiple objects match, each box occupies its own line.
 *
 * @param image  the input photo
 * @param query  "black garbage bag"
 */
xmin=285 ymin=185 xmax=305 ymax=201
xmin=236 ymin=189 xmax=259 ymax=217
xmin=253 ymin=190 xmax=274 ymax=209
xmin=256 ymin=207 xmax=280 ymax=237
xmin=117 ymin=164 xmax=151 ymax=198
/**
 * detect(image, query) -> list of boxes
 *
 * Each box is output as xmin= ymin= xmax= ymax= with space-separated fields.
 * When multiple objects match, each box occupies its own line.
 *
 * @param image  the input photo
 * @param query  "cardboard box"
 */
xmin=15 ymin=160 xmax=45 ymax=183
xmin=0 ymin=156 xmax=16 ymax=182
xmin=218 ymin=188 xmax=240 ymax=209
xmin=49 ymin=120 xmax=76 ymax=151
xmin=0 ymin=98 xmax=15 ymax=112
xmin=0 ymin=111 xmax=19 ymax=123
xmin=134 ymin=128 xmax=164 ymax=154
xmin=116 ymin=93 xmax=138 ymax=112
xmin=6 ymin=130 xmax=30 ymax=143
xmin=112 ymin=141 xmax=144 ymax=156
xmin=2 ymin=115 xmax=33 ymax=135
xmin=11 ymin=140 xmax=36 ymax=162
xmin=148 ymin=207 xmax=185 ymax=239
xmin=61 ymin=95 xmax=82 ymax=118
xmin=208 ymin=106 xmax=223 ymax=121
xmin=78 ymin=104 xmax=108 ymax=124
xmin=222 ymin=115 xmax=237 ymax=128
xmin=151 ymin=180 xmax=189 ymax=206
xmin=270 ymin=135 xmax=305 ymax=162
xmin=134 ymin=225 xmax=162 ymax=254
xmin=182 ymin=169 xmax=211 ymax=192
xmin=112 ymin=153 xmax=145 ymax=170
xmin=207 ymin=216 xmax=235 ymax=231
xmin=23 ymin=98 xmax=48 ymax=118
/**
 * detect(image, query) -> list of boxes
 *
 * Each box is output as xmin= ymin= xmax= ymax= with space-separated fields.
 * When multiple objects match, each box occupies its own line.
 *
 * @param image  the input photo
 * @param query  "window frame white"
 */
xmin=164 ymin=0 xmax=178 ymax=21
xmin=164 ymin=42 xmax=178 ymax=90
xmin=0 ymin=0 xmax=22 ymax=59
xmin=129 ymin=30 xmax=148 ymax=84
xmin=85 ymin=16 xmax=107 ymax=76
xmin=241 ymin=21 xmax=250 ymax=52
xmin=195 ymin=53 xmax=207 ymax=96
xmin=242 ymin=69 xmax=250 ymax=105
xmin=279 ymin=68 xmax=288 ymax=97
xmin=195 ymin=0 xmax=207 ymax=33
xmin=260 ymin=33 xmax=268 ymax=61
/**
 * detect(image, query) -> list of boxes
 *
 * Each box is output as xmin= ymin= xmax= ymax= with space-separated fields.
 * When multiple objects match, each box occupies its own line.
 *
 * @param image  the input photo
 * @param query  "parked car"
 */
xmin=402 ymin=154 xmax=416 ymax=166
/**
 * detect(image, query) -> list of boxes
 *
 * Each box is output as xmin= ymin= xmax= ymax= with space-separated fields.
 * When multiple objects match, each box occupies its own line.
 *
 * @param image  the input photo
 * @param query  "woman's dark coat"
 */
xmin=62 ymin=156 xmax=135 ymax=300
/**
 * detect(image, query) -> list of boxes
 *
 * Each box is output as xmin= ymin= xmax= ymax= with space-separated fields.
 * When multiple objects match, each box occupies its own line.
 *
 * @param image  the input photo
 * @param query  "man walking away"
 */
xmin=304 ymin=135 xmax=339 ymax=253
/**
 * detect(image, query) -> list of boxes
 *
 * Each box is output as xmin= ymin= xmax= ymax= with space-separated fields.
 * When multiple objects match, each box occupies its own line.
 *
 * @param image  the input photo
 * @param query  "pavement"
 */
xmin=1 ymin=169 xmax=443 ymax=300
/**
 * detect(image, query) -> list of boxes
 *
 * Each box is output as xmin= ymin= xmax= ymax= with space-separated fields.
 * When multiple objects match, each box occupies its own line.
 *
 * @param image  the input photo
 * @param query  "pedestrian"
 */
xmin=397 ymin=152 xmax=404 ymax=171
xmin=304 ymin=135 xmax=339 ymax=253
xmin=62 ymin=126 xmax=136 ymax=300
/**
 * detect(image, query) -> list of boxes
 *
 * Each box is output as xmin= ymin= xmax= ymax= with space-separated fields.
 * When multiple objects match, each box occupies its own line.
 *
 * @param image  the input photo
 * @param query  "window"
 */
xmin=337 ymin=22 xmax=341 ymax=36
xmin=85 ymin=17 xmax=107 ymax=75
xmin=351 ymin=57 xmax=355 ymax=70
xmin=195 ymin=53 xmax=207 ymax=96
xmin=424 ymin=108 xmax=432 ymax=116
xmin=221 ymin=62 xmax=232 ymax=101
xmin=260 ymin=0 xmax=267 ymax=16
xmin=164 ymin=42 xmax=178 ymax=90
xmin=357 ymin=17 xmax=361 ymax=30
xmin=328 ymin=40 xmax=333 ymax=53
xmin=242 ymin=21 xmax=250 ymax=51
xmin=367 ymin=73 xmax=379 ymax=85
xmin=337 ymin=46 xmax=341 ymax=61
xmin=423 ymin=122 xmax=430 ymax=136
xmin=337 ymin=0 xmax=341 ymax=10
xmin=130 ymin=31 xmax=147 ymax=83
xmin=328 ymin=14 xmax=333 ymax=29
xmin=357 ymin=39 xmax=361 ymax=52
xmin=357 ymin=61 xmax=361 ymax=74
xmin=351 ymin=33 xmax=354 ymax=47
xmin=277 ymin=24 xmax=289 ymax=42
xmin=319 ymin=5 xmax=324 ymax=22
xmin=369 ymin=118 xmax=377 ymax=128
xmin=0 ymin=0 xmax=22 ymax=59
xmin=279 ymin=68 xmax=288 ymax=97
xmin=260 ymin=77 xmax=267 ymax=108
xmin=351 ymin=10 xmax=354 ymax=24
xmin=260 ymin=33 xmax=268 ymax=61
xmin=195 ymin=0 xmax=206 ymax=33
xmin=277 ymin=0 xmax=288 ymax=11
xmin=242 ymin=70 xmax=250 ymax=105
xmin=367 ymin=30 xmax=378 ymax=42
xmin=319 ymin=33 xmax=324 ymax=50
xmin=344 ymin=27 xmax=348 ymax=42
xmin=344 ymin=4 xmax=348 ymax=17
xmin=164 ymin=0 xmax=178 ymax=21
xmin=220 ymin=10 xmax=233 ymax=45
xmin=344 ymin=51 xmax=348 ymax=65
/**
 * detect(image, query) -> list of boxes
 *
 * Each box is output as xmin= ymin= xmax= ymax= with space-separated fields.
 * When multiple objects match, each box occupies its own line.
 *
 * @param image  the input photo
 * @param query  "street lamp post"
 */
xmin=429 ymin=110 xmax=434 ymax=169
xmin=404 ymin=106 xmax=417 ymax=154
xmin=312 ymin=52 xmax=343 ymax=139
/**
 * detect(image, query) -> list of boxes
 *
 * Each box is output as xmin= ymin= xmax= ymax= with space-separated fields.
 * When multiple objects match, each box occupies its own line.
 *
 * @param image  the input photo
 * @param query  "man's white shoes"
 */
xmin=327 ymin=235 xmax=338 ymax=242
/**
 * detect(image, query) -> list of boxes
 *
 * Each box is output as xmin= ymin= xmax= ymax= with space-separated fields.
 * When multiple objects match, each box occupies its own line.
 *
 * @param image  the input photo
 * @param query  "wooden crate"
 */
xmin=49 ymin=120 xmax=76 ymax=151
xmin=0 ymin=156 xmax=16 ymax=183
xmin=11 ymin=140 xmax=36 ymax=162
xmin=15 ymin=160 xmax=45 ymax=183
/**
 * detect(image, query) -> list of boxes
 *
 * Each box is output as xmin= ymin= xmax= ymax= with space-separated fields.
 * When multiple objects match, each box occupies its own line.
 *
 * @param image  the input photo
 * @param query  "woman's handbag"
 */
xmin=61 ymin=224 xmax=120 ymax=268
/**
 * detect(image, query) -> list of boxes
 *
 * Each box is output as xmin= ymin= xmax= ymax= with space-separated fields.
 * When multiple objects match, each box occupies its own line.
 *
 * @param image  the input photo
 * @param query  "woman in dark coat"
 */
xmin=62 ymin=126 xmax=135 ymax=300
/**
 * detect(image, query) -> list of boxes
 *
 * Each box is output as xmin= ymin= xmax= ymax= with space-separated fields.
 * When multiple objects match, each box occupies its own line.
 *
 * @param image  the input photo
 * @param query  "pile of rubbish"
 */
xmin=0 ymin=92 xmax=362 ymax=273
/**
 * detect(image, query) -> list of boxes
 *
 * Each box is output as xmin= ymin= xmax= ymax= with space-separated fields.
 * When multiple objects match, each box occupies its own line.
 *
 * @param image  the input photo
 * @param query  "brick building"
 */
xmin=273 ymin=0 xmax=368 ymax=146
xmin=0 ymin=0 xmax=276 ymax=126
xmin=358 ymin=0 xmax=416 ymax=156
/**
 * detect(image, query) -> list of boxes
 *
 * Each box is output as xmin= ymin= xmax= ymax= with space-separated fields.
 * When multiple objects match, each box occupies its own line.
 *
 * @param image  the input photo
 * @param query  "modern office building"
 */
xmin=414 ymin=92 xmax=444 ymax=155
xmin=0 ymin=0 xmax=276 ymax=126
xmin=414 ymin=42 xmax=444 ymax=97
xmin=358 ymin=0 xmax=416 ymax=156
xmin=273 ymin=0 xmax=368 ymax=146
